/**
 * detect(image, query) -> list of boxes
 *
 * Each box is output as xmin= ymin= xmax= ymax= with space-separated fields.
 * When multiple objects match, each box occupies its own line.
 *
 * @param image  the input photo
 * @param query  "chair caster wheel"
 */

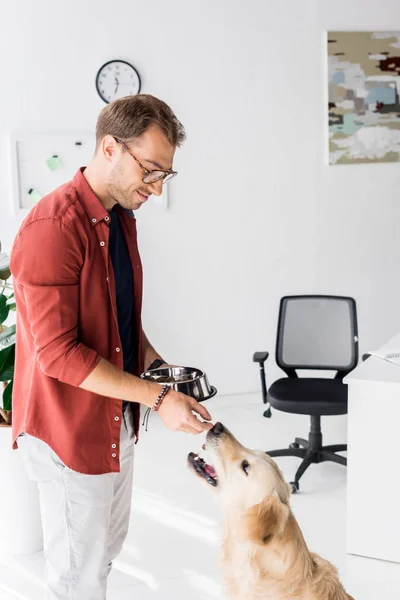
xmin=289 ymin=442 xmax=300 ymax=449
xmin=290 ymin=482 xmax=299 ymax=494
xmin=263 ymin=408 xmax=272 ymax=418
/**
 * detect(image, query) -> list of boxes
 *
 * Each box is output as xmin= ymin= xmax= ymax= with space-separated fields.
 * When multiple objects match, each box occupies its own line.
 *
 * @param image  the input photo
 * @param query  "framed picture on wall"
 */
xmin=327 ymin=31 xmax=400 ymax=165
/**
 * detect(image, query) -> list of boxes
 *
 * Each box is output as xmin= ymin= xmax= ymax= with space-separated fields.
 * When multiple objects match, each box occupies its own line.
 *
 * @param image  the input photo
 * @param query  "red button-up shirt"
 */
xmin=10 ymin=168 xmax=144 ymax=474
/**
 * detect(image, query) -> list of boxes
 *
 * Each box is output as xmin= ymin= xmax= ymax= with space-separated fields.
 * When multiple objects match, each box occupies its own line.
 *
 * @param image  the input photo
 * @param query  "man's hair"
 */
xmin=96 ymin=94 xmax=186 ymax=149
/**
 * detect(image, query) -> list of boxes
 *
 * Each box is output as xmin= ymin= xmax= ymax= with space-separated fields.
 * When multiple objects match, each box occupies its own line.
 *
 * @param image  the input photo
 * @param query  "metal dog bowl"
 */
xmin=140 ymin=366 xmax=217 ymax=402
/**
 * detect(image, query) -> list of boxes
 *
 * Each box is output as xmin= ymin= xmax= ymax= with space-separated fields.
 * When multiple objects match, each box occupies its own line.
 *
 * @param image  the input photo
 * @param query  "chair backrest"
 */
xmin=275 ymin=295 xmax=358 ymax=378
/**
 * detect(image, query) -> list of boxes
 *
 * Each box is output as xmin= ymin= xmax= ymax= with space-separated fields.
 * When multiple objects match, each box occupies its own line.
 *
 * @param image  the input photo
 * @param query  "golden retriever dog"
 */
xmin=188 ymin=422 xmax=354 ymax=600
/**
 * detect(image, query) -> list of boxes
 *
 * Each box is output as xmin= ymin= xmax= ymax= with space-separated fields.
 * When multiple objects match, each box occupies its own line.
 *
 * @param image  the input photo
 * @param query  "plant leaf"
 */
xmin=0 ymin=295 xmax=9 ymax=325
xmin=0 ymin=345 xmax=15 ymax=381
xmin=0 ymin=345 xmax=12 ymax=372
xmin=2 ymin=378 xmax=13 ymax=411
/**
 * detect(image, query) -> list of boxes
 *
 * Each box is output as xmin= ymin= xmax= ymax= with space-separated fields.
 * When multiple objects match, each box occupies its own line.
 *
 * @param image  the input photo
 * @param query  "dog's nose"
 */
xmin=212 ymin=422 xmax=225 ymax=436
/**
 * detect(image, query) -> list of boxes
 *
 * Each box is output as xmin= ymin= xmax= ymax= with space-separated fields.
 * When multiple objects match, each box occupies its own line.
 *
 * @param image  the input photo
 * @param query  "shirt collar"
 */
xmin=73 ymin=168 xmax=110 ymax=227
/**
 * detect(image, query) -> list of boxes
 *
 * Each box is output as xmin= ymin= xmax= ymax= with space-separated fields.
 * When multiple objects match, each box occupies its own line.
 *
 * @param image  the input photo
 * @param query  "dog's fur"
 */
xmin=188 ymin=424 xmax=354 ymax=600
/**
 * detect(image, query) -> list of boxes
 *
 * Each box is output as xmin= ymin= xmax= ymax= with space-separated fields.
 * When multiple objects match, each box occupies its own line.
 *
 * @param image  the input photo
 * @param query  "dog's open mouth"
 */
xmin=188 ymin=452 xmax=218 ymax=487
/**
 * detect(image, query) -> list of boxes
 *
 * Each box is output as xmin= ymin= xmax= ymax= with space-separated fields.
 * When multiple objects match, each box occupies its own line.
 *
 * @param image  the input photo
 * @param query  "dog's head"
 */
xmin=188 ymin=422 xmax=291 ymax=544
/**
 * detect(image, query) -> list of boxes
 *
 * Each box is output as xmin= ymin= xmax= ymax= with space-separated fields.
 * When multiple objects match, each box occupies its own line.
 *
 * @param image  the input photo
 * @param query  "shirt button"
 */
xmin=112 ymin=444 xmax=117 ymax=449
xmin=114 ymin=416 xmax=120 ymax=421
xmin=92 ymin=218 xmax=97 ymax=223
xmin=100 ymin=241 xmax=105 ymax=247
xmin=105 ymin=216 xmax=110 ymax=221
xmin=116 ymin=347 xmax=121 ymax=352
xmin=112 ymin=453 xmax=117 ymax=458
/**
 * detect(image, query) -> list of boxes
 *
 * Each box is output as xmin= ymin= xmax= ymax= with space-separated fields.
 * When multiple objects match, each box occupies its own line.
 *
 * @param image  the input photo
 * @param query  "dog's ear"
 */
xmin=243 ymin=494 xmax=289 ymax=545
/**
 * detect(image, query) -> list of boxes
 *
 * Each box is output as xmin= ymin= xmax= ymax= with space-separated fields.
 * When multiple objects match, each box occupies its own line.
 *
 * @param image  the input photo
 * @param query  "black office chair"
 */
xmin=253 ymin=295 xmax=358 ymax=493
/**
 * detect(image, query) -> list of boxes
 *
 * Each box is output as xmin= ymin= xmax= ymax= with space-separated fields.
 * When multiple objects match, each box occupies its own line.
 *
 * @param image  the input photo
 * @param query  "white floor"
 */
xmin=1 ymin=393 xmax=400 ymax=599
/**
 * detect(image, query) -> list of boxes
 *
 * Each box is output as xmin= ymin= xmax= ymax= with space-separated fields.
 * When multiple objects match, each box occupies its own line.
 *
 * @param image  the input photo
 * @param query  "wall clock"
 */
xmin=96 ymin=60 xmax=141 ymax=103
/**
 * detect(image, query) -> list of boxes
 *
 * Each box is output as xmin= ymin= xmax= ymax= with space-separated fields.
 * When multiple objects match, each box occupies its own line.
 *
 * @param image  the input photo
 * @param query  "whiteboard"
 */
xmin=10 ymin=133 xmax=96 ymax=215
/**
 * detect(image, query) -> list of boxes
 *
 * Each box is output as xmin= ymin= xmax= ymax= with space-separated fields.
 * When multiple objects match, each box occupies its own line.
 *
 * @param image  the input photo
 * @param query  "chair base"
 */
xmin=266 ymin=415 xmax=346 ymax=493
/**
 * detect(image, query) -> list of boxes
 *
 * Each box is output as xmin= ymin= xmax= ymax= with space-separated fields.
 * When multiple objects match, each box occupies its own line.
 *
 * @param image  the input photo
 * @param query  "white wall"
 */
xmin=0 ymin=0 xmax=399 ymax=396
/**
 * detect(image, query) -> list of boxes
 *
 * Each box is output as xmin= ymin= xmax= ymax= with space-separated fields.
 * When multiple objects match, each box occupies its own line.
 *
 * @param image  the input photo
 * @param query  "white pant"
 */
xmin=17 ymin=408 xmax=135 ymax=600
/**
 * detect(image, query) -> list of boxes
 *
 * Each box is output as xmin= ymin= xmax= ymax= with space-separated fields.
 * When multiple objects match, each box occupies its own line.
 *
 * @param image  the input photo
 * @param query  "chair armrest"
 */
xmin=253 ymin=351 xmax=269 ymax=365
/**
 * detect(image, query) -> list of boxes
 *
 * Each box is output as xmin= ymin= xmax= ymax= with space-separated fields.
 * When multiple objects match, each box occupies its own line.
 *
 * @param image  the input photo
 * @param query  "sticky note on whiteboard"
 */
xmin=46 ymin=155 xmax=62 ymax=171
xmin=27 ymin=189 xmax=42 ymax=204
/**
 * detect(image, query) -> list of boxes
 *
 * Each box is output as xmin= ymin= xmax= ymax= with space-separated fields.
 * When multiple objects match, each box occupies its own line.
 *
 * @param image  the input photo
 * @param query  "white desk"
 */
xmin=345 ymin=335 xmax=400 ymax=563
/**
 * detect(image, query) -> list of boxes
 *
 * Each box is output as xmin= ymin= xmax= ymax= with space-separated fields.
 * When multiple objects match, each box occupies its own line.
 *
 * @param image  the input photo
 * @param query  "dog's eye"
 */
xmin=242 ymin=460 xmax=250 ymax=475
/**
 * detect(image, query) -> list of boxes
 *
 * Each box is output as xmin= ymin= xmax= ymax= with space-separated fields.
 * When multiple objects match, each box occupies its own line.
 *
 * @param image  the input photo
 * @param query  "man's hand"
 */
xmin=157 ymin=390 xmax=213 ymax=434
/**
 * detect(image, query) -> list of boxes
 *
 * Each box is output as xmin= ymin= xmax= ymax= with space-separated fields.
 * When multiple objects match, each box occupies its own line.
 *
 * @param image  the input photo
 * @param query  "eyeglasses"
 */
xmin=114 ymin=137 xmax=177 ymax=184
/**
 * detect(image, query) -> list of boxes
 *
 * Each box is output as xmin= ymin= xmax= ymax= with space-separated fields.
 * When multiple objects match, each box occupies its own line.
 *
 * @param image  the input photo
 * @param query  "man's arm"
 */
xmin=79 ymin=357 xmax=159 ymax=407
xmin=11 ymin=219 xmax=100 ymax=387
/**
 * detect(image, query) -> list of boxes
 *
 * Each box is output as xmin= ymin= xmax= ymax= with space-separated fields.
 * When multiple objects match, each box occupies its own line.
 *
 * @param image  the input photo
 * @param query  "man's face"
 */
xmin=105 ymin=126 xmax=176 ymax=211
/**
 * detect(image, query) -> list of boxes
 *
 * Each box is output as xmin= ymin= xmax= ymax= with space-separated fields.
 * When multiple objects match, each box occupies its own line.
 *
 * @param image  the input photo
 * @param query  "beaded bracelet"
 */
xmin=152 ymin=383 xmax=170 ymax=412
xmin=142 ymin=384 xmax=171 ymax=432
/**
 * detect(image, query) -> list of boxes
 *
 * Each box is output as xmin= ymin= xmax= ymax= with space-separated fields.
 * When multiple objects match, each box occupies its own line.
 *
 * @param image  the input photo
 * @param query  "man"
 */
xmin=10 ymin=94 xmax=213 ymax=600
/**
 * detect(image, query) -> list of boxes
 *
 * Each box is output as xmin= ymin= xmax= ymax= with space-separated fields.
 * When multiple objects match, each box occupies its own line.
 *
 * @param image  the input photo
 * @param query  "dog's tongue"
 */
xmin=205 ymin=464 xmax=216 ymax=477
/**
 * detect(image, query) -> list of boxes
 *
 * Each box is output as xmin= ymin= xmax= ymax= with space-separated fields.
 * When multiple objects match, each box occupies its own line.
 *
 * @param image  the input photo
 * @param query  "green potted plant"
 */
xmin=0 ymin=241 xmax=43 ymax=555
xmin=0 ymin=241 xmax=15 ymax=426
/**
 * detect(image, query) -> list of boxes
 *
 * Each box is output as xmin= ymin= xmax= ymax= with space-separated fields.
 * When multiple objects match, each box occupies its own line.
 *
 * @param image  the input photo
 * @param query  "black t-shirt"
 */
xmin=108 ymin=206 xmax=135 ymax=412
